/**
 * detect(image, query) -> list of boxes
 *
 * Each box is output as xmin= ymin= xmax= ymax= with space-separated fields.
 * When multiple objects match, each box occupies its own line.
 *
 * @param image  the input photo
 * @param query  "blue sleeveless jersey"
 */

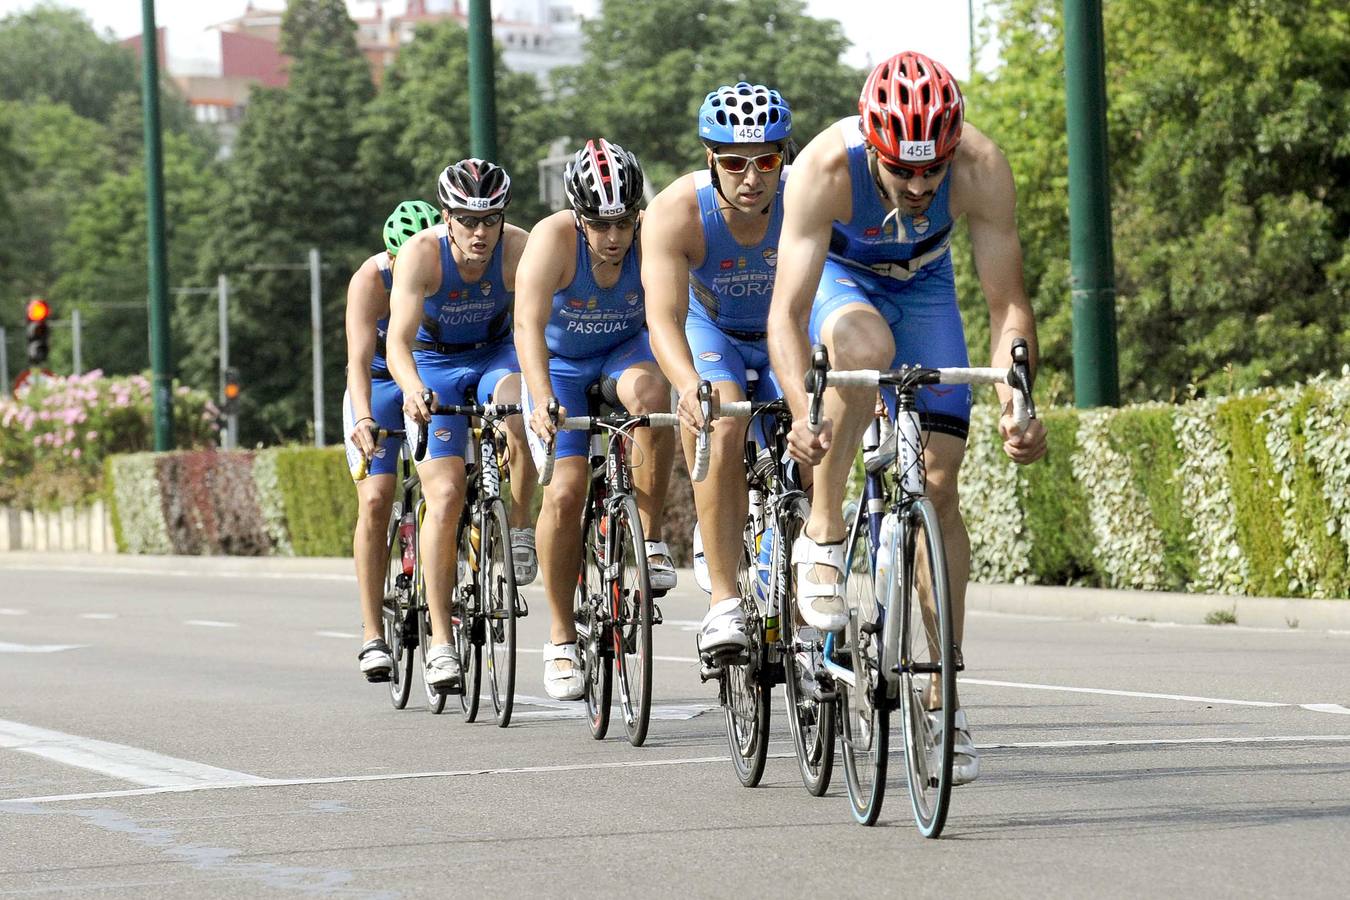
xmin=414 ymin=224 xmax=512 ymax=347
xmin=370 ymin=252 xmax=393 ymax=374
xmin=687 ymin=168 xmax=787 ymax=333
xmin=828 ymin=117 xmax=955 ymax=282
xmin=545 ymin=234 xmax=645 ymax=357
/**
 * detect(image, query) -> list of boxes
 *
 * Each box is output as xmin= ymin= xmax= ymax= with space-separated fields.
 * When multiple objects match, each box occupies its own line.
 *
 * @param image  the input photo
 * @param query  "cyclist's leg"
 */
xmin=345 ymin=381 xmax=401 ymax=670
xmin=476 ymin=344 xmax=539 ymax=584
xmin=411 ymin=352 xmax=474 ymax=683
xmin=799 ymin=263 xmax=895 ymax=618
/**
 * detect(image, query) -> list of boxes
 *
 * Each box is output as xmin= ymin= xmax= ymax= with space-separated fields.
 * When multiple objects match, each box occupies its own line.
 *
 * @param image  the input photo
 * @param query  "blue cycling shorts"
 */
xmin=407 ymin=342 xmax=519 ymax=463
xmin=808 ymin=255 xmax=971 ymax=440
xmin=686 ymin=308 xmax=782 ymax=447
xmin=343 ymin=376 xmax=404 ymax=480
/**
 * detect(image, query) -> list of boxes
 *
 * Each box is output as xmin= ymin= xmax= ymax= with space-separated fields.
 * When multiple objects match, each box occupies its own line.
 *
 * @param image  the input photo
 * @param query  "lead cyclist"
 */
xmin=766 ymin=51 xmax=1048 ymax=784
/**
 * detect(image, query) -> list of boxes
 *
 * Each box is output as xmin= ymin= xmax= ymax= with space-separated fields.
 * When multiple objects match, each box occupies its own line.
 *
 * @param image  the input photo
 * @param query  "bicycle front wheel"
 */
xmin=611 ymin=495 xmax=653 ymax=747
xmin=576 ymin=509 xmax=611 ymax=740
xmin=455 ymin=515 xmax=482 ymax=723
xmin=383 ymin=501 xmax=414 ymax=710
xmin=415 ymin=509 xmax=448 ymax=715
xmin=779 ymin=498 xmax=836 ymax=796
xmin=723 ymin=517 xmax=769 ymax=787
xmin=481 ymin=498 xmax=517 ymax=727
xmin=839 ymin=499 xmax=888 ymax=825
xmin=898 ymin=497 xmax=955 ymax=838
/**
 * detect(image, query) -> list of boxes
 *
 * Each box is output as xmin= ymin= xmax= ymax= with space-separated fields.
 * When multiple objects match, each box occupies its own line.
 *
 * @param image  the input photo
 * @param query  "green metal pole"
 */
xmin=468 ymin=0 xmax=498 ymax=162
xmin=140 ymin=0 xmax=174 ymax=447
xmin=1064 ymin=0 xmax=1119 ymax=407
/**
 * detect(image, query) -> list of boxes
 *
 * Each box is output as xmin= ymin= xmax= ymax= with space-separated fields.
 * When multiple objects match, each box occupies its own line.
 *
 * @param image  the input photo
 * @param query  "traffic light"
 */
xmin=25 ymin=298 xmax=51 ymax=365
xmin=223 ymin=366 xmax=241 ymax=415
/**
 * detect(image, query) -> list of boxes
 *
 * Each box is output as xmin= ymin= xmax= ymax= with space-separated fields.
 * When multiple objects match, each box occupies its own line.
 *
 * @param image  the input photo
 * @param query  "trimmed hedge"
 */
xmin=102 ymin=369 xmax=1350 ymax=600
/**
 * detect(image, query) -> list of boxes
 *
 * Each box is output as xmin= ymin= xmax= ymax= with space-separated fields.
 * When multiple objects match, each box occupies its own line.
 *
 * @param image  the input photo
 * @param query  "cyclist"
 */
xmin=644 ymin=82 xmax=793 ymax=657
xmin=515 ymin=139 xmax=677 ymax=701
xmin=766 ymin=51 xmax=1048 ymax=783
xmin=345 ymin=199 xmax=439 ymax=680
xmin=387 ymin=159 xmax=537 ymax=691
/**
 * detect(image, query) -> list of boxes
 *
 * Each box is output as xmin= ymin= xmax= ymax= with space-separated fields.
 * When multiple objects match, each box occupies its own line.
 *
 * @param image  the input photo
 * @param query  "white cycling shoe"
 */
xmin=424 ymin=643 xmax=462 ymax=690
xmin=543 ymin=641 xmax=585 ymax=701
xmin=927 ymin=707 xmax=981 ymax=785
xmin=792 ymin=535 xmax=849 ymax=632
xmin=511 ymin=527 xmax=538 ymax=586
xmin=697 ymin=597 xmax=749 ymax=657
xmin=645 ymin=541 xmax=677 ymax=593
xmin=358 ymin=638 xmax=393 ymax=680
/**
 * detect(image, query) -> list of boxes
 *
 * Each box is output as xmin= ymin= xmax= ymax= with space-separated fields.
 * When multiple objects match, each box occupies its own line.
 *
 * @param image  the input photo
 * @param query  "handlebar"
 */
xmin=412 ymin=389 xmax=523 ymax=463
xmin=352 ymin=425 xmax=407 ymax=481
xmin=536 ymin=395 xmax=680 ymax=486
xmin=690 ymin=380 xmax=713 ymax=483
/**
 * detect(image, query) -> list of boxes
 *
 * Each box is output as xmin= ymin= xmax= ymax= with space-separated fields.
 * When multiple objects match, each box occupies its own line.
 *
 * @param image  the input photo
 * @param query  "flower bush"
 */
xmin=0 ymin=370 xmax=218 ymax=509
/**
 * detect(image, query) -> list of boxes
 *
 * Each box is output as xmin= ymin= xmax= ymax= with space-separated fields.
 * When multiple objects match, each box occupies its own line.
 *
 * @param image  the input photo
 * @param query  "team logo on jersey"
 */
xmin=910 ymin=215 xmax=930 ymax=236
xmin=737 ymin=257 xmax=747 ymax=269
xmin=624 ymin=291 xmax=640 ymax=306
xmin=568 ymin=298 xmax=585 ymax=309
xmin=434 ymin=428 xmax=453 ymax=442
xmin=449 ymin=290 xmax=462 ymax=299
xmin=374 ymin=446 xmax=387 ymax=459
xmin=586 ymin=297 xmax=599 ymax=310
xmin=835 ymin=277 xmax=858 ymax=288
xmin=720 ymin=259 xmax=734 ymax=270
xmin=698 ymin=351 xmax=723 ymax=362
xmin=864 ymin=226 xmax=881 ymax=237
xmin=762 ymin=248 xmax=777 ymax=268
xmin=479 ymin=280 xmax=492 ymax=296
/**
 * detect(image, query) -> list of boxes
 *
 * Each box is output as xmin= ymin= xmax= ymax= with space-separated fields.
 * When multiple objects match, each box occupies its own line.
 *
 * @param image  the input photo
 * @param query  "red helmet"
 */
xmin=859 ymin=51 xmax=964 ymax=166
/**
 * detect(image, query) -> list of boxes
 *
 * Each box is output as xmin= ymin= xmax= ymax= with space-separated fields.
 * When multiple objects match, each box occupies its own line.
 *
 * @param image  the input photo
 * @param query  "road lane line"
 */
xmin=0 ymin=608 xmax=29 ymax=615
xmin=1301 ymin=704 xmax=1350 ymax=715
xmin=0 ymin=719 xmax=270 ymax=789
xmin=7 ymin=733 xmax=1350 ymax=806
xmin=0 ymin=564 xmax=352 ymax=582
xmin=315 ymin=631 xmax=359 ymax=639
xmin=961 ymin=678 xmax=1289 ymax=708
xmin=80 ymin=613 xmax=118 ymax=620
xmin=183 ymin=620 xmax=239 ymax=628
xmin=0 ymin=642 xmax=86 ymax=653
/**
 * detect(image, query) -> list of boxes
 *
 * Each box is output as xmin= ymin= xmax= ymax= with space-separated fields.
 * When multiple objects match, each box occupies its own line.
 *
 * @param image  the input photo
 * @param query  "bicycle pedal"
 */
xmin=651 ymin=602 xmax=663 ymax=625
xmin=364 ymin=672 xmax=392 ymax=684
xmin=699 ymin=662 xmax=724 ymax=682
xmin=515 ymin=596 xmax=530 ymax=618
xmin=860 ymin=620 xmax=881 ymax=636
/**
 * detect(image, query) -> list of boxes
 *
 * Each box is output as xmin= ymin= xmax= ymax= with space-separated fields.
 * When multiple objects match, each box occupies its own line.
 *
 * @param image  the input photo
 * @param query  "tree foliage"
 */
xmin=961 ymin=0 xmax=1349 ymax=401
xmin=551 ymin=0 xmax=863 ymax=190
xmin=0 ymin=4 xmax=138 ymax=123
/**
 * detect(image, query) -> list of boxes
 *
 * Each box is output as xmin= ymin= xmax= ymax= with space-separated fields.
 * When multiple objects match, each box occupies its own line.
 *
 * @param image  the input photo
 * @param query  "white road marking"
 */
xmin=0 ymin=718 xmax=269 ymax=789
xmin=0 ymin=642 xmax=86 ymax=653
xmin=315 ymin=631 xmax=359 ymax=639
xmin=962 ymin=678 xmax=1288 ymax=708
xmin=969 ymin=610 xmax=1071 ymax=622
xmin=0 ymin=608 xmax=28 ymax=615
xmin=1301 ymin=704 xmax=1350 ymax=715
xmin=8 ymin=733 xmax=1350 ymax=806
xmin=183 ymin=620 xmax=239 ymax=628
xmin=0 ymin=564 xmax=351 ymax=582
xmin=80 ymin=613 xmax=118 ymax=620
xmin=511 ymin=693 xmax=715 ymax=721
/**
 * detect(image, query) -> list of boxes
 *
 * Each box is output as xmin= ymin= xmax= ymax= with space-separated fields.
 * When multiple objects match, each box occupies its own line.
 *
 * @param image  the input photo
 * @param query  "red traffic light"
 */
xmin=26 ymin=299 xmax=50 ymax=323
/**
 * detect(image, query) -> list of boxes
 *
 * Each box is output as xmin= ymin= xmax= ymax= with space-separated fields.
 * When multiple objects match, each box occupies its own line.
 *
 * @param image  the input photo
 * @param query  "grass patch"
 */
xmin=1204 ymin=606 xmax=1238 ymax=625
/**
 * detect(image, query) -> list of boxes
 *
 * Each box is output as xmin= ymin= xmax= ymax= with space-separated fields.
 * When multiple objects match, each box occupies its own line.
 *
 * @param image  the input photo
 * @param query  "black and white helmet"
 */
xmin=436 ymin=158 xmax=512 ymax=212
xmin=562 ymin=139 xmax=644 ymax=219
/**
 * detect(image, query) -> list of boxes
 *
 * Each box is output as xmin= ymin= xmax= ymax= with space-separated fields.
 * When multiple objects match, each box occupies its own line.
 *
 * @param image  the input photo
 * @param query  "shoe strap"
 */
xmin=544 ymin=641 xmax=580 ymax=663
xmin=792 ymin=535 xmax=847 ymax=600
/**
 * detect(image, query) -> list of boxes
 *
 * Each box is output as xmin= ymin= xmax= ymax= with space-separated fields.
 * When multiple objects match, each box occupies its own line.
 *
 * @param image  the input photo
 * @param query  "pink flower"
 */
xmin=72 ymin=448 xmax=81 ymax=459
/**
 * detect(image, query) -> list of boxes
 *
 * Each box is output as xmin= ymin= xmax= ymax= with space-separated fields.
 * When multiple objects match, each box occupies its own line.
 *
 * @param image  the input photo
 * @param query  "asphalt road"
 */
xmin=1 ymin=560 xmax=1348 ymax=898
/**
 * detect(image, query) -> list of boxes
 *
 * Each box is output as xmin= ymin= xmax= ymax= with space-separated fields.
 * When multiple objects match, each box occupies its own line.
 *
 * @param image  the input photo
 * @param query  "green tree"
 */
xmin=192 ymin=0 xmax=377 ymax=444
xmin=551 ymin=0 xmax=863 ymax=191
xmin=0 ymin=4 xmax=138 ymax=123
xmin=359 ymin=19 xmax=554 ymax=225
xmin=960 ymin=0 xmax=1349 ymax=401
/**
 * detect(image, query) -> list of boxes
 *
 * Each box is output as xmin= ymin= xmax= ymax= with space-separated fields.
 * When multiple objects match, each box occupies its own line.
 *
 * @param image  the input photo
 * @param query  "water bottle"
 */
xmin=874 ymin=512 xmax=899 ymax=607
xmin=399 ymin=513 xmax=417 ymax=576
xmin=754 ymin=523 xmax=775 ymax=607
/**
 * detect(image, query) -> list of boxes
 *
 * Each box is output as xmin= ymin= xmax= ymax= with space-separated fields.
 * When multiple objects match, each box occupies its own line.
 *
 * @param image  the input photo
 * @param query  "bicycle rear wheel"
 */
xmin=779 ymin=498 xmax=836 ymax=796
xmin=898 ymin=498 xmax=955 ymax=838
xmin=481 ymin=498 xmax=517 ymax=727
xmin=839 ymin=500 xmax=888 ymax=825
xmin=383 ymin=502 xmax=415 ymax=709
xmin=455 ymin=516 xmax=482 ymax=723
xmin=576 ymin=509 xmax=611 ymax=740
xmin=415 ymin=508 xmax=448 ymax=715
xmin=611 ymin=495 xmax=653 ymax=746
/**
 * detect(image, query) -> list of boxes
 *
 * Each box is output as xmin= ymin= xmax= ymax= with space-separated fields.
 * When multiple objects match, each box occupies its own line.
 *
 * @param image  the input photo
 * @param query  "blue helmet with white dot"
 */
xmin=697 ymin=82 xmax=793 ymax=146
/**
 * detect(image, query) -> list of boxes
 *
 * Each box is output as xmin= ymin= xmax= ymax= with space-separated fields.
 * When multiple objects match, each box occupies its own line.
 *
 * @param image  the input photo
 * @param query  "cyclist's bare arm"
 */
xmin=512 ymin=211 xmax=574 ymax=439
xmin=767 ymin=129 xmax=853 ymax=424
xmin=641 ymin=175 xmax=705 ymax=432
xmin=386 ymin=230 xmax=442 ymax=420
xmin=953 ymin=128 xmax=1046 ymax=462
xmin=345 ymin=257 xmax=389 ymax=455
xmin=500 ymin=222 xmax=530 ymax=292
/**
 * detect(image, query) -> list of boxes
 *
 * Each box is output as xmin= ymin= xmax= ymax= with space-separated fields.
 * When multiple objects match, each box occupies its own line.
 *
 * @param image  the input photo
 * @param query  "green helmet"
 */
xmin=383 ymin=200 xmax=439 ymax=256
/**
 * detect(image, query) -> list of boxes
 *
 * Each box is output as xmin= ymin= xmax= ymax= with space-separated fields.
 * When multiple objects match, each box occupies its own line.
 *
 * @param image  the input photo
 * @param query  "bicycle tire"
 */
xmin=576 ymin=509 xmax=611 ymax=740
xmin=481 ymin=497 xmax=517 ymax=727
xmin=415 ymin=501 xmax=448 ymax=714
xmin=611 ymin=495 xmax=653 ymax=746
xmin=779 ymin=498 xmax=836 ymax=796
xmin=898 ymin=497 xmax=955 ymax=838
xmin=839 ymin=499 xmax=888 ymax=825
xmin=383 ymin=500 xmax=414 ymax=710
xmin=455 ymin=514 xmax=482 ymax=723
xmin=722 ymin=517 xmax=769 ymax=787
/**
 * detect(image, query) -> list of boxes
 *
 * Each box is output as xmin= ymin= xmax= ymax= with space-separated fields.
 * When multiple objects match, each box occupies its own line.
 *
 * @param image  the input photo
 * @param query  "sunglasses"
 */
xmin=876 ymin=155 xmax=948 ymax=180
xmin=450 ymin=212 xmax=504 ymax=229
xmin=581 ymin=215 xmax=638 ymax=232
xmin=713 ymin=151 xmax=784 ymax=174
